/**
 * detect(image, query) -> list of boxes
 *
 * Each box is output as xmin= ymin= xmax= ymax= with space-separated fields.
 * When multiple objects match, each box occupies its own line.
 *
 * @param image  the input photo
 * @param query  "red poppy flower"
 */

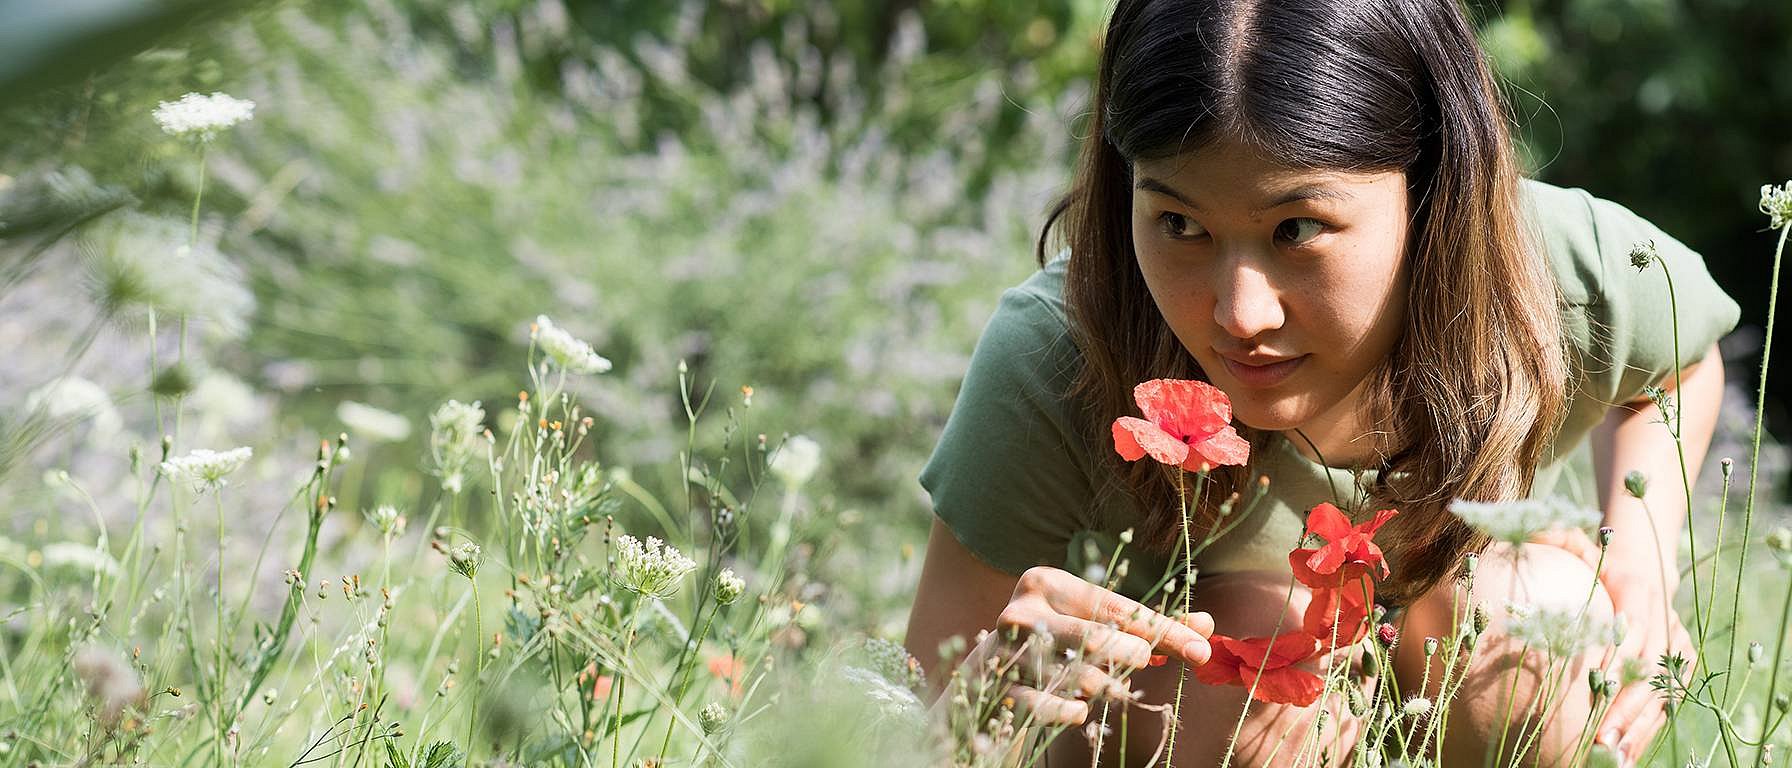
xmin=1291 ymin=503 xmax=1398 ymax=583
xmin=707 ymin=653 xmax=746 ymax=699
xmin=1302 ymin=576 xmax=1375 ymax=647
xmin=1193 ymin=632 xmax=1324 ymax=707
xmin=1111 ymin=379 xmax=1250 ymax=472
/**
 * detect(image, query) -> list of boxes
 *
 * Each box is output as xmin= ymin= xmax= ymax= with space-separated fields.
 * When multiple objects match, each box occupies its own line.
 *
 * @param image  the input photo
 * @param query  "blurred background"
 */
xmin=2 ymin=0 xmax=1789 ymax=634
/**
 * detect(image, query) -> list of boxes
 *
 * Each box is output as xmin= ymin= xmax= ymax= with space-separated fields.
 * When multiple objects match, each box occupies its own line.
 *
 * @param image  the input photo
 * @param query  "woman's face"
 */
xmin=1129 ymin=137 xmax=1412 ymax=445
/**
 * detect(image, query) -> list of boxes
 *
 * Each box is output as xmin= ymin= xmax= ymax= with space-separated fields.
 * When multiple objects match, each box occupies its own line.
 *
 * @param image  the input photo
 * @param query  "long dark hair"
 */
xmin=1038 ymin=0 xmax=1569 ymax=605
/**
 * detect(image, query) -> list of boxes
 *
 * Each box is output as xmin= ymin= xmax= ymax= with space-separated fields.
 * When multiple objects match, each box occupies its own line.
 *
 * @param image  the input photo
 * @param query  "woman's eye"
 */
xmin=1275 ymin=217 xmax=1325 ymax=245
xmin=1156 ymin=212 xmax=1206 ymax=239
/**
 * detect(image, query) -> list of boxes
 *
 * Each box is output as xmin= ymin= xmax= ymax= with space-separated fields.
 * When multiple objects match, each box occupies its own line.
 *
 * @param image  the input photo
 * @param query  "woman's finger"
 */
xmin=1618 ymin=706 xmax=1668 ymax=764
xmin=1596 ymin=679 xmax=1660 ymax=752
xmin=1005 ymin=683 xmax=1089 ymax=727
xmin=1029 ymin=570 xmax=1211 ymax=664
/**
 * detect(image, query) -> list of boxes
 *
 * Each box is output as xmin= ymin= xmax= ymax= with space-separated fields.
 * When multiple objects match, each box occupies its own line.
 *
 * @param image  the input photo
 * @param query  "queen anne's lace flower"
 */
xmin=838 ymin=665 xmax=925 ymax=721
xmin=158 ymin=446 xmax=252 ymax=494
xmin=1762 ymin=180 xmax=1792 ymax=230
xmin=533 ymin=315 xmax=612 ymax=374
xmin=153 ymin=92 xmax=255 ymax=138
xmin=1448 ymin=496 xmax=1601 ymax=547
xmin=1504 ymin=602 xmax=1620 ymax=658
xmin=428 ymin=400 xmax=485 ymax=493
xmin=768 ymin=435 xmax=821 ymax=489
xmin=698 ymin=702 xmax=729 ymax=734
xmin=714 ymin=568 xmax=746 ymax=605
xmin=614 ymin=535 xmax=697 ymax=598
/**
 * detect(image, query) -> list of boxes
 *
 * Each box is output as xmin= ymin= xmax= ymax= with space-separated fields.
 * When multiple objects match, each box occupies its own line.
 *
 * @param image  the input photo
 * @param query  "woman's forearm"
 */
xmin=1589 ymin=342 xmax=1725 ymax=579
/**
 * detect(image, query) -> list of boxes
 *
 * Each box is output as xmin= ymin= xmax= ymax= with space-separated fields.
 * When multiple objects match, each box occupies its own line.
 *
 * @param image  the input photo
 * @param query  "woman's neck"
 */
xmin=1282 ymin=381 xmax=1392 ymax=470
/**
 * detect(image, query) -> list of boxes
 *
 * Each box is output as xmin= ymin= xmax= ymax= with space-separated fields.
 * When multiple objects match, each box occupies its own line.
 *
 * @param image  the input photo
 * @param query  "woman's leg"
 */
xmin=1392 ymin=541 xmax=1618 ymax=766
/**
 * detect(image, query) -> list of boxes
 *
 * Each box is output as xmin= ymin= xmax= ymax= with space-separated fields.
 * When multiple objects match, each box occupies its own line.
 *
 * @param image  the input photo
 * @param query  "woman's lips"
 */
xmin=1219 ymin=353 xmax=1308 ymax=388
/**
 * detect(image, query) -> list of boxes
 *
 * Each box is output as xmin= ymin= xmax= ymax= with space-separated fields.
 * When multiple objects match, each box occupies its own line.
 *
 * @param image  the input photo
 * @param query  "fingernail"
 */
xmin=1184 ymin=640 xmax=1208 ymax=663
xmin=1148 ymin=654 xmax=1168 ymax=667
xmin=1599 ymin=728 xmax=1619 ymax=746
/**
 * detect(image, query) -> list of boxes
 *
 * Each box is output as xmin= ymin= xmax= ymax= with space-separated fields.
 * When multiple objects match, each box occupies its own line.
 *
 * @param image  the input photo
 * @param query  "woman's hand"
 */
xmin=951 ymin=565 xmax=1214 ymax=726
xmin=1530 ymin=527 xmax=1694 ymax=765
xmin=1594 ymin=557 xmax=1695 ymax=764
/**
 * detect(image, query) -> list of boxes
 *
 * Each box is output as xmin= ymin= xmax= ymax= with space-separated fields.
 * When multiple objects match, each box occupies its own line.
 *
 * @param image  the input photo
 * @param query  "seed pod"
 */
xmin=1623 ymin=470 xmax=1648 ymax=500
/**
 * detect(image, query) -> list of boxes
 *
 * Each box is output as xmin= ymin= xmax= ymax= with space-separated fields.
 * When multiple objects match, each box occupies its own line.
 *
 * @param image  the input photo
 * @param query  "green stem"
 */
xmin=468 ymin=577 xmax=483 ymax=761
xmin=1733 ymin=224 xmax=1789 ymax=714
xmin=215 ymin=491 xmax=228 ymax=765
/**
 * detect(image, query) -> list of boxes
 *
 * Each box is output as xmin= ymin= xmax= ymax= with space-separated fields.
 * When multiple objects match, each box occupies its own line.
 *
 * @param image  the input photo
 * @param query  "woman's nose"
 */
xmin=1211 ymin=263 xmax=1285 ymax=340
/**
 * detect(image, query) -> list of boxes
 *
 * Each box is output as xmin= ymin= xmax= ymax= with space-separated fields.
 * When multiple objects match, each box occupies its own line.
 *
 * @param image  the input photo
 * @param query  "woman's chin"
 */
xmin=1229 ymin=401 xmax=1309 ymax=433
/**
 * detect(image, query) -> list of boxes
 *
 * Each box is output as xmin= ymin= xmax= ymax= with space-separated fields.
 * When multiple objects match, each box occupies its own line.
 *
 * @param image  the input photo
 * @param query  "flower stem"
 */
xmin=1731 ymin=223 xmax=1789 ymax=709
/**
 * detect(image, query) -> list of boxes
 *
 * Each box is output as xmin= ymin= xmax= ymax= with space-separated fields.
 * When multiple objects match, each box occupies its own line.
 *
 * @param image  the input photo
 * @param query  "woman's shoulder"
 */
xmin=1519 ymin=178 xmax=1741 ymax=443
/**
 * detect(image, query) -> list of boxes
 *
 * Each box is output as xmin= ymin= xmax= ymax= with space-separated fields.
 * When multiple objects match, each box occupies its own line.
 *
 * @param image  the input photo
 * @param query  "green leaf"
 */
xmin=382 ymin=741 xmax=411 ymax=768
xmin=420 ymin=741 xmax=463 ymax=768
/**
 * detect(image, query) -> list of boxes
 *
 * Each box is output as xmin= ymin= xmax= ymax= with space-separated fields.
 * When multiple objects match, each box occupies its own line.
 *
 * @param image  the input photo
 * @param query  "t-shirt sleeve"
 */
xmin=1569 ymin=188 xmax=1741 ymax=408
xmin=918 ymin=286 xmax=1093 ymax=577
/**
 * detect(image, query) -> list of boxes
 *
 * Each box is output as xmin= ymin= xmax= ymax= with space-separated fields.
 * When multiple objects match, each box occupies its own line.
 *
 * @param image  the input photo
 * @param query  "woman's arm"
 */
xmin=904 ymin=517 xmax=1022 ymax=700
xmin=1587 ymin=341 xmax=1724 ymax=758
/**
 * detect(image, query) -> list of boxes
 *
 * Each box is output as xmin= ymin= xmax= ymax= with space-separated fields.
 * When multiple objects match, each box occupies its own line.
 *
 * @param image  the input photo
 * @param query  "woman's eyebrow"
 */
xmin=1135 ymin=175 xmax=1352 ymax=213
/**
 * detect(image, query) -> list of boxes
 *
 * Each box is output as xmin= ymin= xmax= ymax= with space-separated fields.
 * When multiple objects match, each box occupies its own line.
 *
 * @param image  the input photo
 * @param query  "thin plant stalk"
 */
xmin=1732 ymin=222 xmax=1790 ymax=707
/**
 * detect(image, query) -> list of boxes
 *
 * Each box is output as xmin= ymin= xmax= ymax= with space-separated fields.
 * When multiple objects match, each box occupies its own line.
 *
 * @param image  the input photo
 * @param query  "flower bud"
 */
xmin=1623 ymin=470 xmax=1648 ymax=500
xmin=699 ymin=701 xmax=729 ymax=734
xmin=715 ymin=568 xmax=746 ymax=606
xmin=1423 ymin=637 xmax=1439 ymax=657
xmin=1119 ymin=528 xmax=1134 ymax=545
xmin=1769 ymin=527 xmax=1792 ymax=555
xmin=1721 ymin=457 xmax=1734 ymax=479
xmin=1377 ymin=623 xmax=1398 ymax=648
xmin=1599 ymin=526 xmax=1614 ymax=548
xmin=1751 ymin=641 xmax=1765 ymax=666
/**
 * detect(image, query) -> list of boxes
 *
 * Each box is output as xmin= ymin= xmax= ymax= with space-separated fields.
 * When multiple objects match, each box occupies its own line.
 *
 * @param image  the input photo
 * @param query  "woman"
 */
xmin=903 ymin=0 xmax=1740 ymax=764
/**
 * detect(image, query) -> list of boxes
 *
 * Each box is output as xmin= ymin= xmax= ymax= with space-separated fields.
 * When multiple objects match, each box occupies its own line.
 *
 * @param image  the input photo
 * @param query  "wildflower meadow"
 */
xmin=1 ymin=2 xmax=1789 ymax=767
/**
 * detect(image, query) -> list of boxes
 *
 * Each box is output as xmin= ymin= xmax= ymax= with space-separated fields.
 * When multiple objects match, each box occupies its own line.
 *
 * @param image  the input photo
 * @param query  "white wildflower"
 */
xmin=714 ymin=568 xmax=746 ymax=605
xmin=861 ymin=637 xmax=926 ymax=691
xmin=532 ymin=315 xmax=612 ymax=374
xmin=1505 ymin=603 xmax=1614 ymax=658
xmin=768 ymin=435 xmax=821 ymax=489
xmin=364 ymin=504 xmax=406 ymax=537
xmin=81 ymin=214 xmax=255 ymax=337
xmin=839 ymin=665 xmax=925 ymax=721
xmin=40 ymin=542 xmax=121 ymax=577
xmin=447 ymin=542 xmax=481 ymax=579
xmin=613 ymin=534 xmax=697 ymax=598
xmin=73 ymin=644 xmax=145 ymax=730
xmin=158 ymin=446 xmax=252 ymax=494
xmin=25 ymin=377 xmax=122 ymax=436
xmin=428 ymin=400 xmax=485 ymax=493
xmin=1448 ymin=496 xmax=1601 ymax=546
xmin=337 ymin=401 xmax=411 ymax=442
xmin=1762 ymin=180 xmax=1792 ymax=230
xmin=698 ymin=701 xmax=729 ymax=734
xmin=152 ymin=92 xmax=255 ymax=139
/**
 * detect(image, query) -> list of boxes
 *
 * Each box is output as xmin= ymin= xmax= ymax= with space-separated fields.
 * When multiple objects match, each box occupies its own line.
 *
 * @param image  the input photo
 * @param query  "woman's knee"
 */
xmin=1394 ymin=542 xmax=1618 ymax=765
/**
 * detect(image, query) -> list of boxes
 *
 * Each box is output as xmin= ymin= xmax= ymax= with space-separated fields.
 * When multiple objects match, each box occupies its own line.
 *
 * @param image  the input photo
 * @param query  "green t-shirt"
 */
xmin=918 ymin=179 xmax=1742 ymax=601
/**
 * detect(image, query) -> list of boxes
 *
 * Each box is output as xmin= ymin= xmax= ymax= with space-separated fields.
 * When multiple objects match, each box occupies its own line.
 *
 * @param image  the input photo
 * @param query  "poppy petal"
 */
xmin=1113 ymin=417 xmax=1190 ymax=466
xmin=1305 ymin=503 xmax=1355 ymax=541
xmin=1360 ymin=508 xmax=1400 ymax=535
xmin=1133 ymin=379 xmax=1232 ymax=441
xmin=1305 ymin=542 xmax=1347 ymax=576
xmin=1190 ymin=425 xmax=1251 ymax=469
xmin=1250 ymin=667 xmax=1325 ymax=707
